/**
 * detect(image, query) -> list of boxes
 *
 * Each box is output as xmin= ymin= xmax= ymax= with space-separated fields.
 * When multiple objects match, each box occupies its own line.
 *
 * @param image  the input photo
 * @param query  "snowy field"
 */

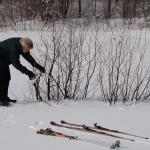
xmin=0 ymin=100 xmax=150 ymax=150
xmin=0 ymin=29 xmax=150 ymax=150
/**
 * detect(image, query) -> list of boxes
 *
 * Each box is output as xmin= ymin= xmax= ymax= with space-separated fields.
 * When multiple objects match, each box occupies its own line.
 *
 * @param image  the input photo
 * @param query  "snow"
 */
xmin=0 ymin=28 xmax=150 ymax=150
xmin=0 ymin=100 xmax=150 ymax=150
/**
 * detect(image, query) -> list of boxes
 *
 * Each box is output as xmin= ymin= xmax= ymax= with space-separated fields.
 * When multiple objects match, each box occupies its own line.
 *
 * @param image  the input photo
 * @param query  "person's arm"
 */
xmin=21 ymin=52 xmax=37 ymax=67
xmin=9 ymin=50 xmax=29 ymax=74
xmin=22 ymin=52 xmax=45 ymax=73
xmin=9 ymin=50 xmax=36 ymax=80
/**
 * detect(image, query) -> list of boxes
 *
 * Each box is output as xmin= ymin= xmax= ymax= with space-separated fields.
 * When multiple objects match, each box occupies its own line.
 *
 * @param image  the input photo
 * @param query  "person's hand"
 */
xmin=35 ymin=64 xmax=45 ymax=73
xmin=38 ymin=66 xmax=45 ymax=73
xmin=27 ymin=70 xmax=36 ymax=80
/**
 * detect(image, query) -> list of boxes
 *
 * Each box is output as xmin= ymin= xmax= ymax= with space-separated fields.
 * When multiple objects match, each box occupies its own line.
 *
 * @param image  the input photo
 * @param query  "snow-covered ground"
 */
xmin=0 ymin=28 xmax=150 ymax=150
xmin=0 ymin=100 xmax=150 ymax=150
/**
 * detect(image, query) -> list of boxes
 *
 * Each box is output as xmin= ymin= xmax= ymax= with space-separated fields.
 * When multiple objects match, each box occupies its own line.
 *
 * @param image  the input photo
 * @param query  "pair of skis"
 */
xmin=37 ymin=120 xmax=148 ymax=149
xmin=37 ymin=128 xmax=120 ymax=149
xmin=60 ymin=120 xmax=148 ymax=140
xmin=50 ymin=121 xmax=148 ymax=141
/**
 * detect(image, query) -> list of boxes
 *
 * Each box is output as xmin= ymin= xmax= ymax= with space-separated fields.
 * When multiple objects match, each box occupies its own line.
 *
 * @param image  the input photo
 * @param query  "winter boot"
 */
xmin=0 ymin=101 xmax=10 ymax=107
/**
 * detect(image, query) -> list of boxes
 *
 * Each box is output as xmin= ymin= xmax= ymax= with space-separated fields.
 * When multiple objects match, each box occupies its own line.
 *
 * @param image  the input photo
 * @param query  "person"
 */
xmin=0 ymin=37 xmax=45 ymax=106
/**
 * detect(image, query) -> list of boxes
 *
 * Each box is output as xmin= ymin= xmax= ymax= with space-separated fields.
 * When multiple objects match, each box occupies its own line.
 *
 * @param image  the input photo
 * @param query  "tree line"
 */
xmin=0 ymin=0 xmax=150 ymax=27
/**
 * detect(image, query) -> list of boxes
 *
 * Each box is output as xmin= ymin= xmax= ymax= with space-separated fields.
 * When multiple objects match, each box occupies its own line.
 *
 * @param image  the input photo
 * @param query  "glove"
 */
xmin=27 ymin=70 xmax=36 ymax=80
xmin=35 ymin=63 xmax=45 ymax=73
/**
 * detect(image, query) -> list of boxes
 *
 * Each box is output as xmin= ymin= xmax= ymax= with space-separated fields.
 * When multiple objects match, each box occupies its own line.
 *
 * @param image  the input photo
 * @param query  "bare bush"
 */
xmin=97 ymin=29 xmax=150 ymax=105
xmin=24 ymin=20 xmax=150 ymax=105
xmin=25 ymin=21 xmax=100 ymax=103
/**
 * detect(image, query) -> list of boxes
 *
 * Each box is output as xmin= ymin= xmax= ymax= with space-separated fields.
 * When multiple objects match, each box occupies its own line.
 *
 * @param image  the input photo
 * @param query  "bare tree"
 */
xmin=78 ymin=0 xmax=81 ymax=17
xmin=108 ymin=0 xmax=112 ymax=19
xmin=123 ymin=0 xmax=130 ymax=18
xmin=58 ymin=0 xmax=71 ymax=19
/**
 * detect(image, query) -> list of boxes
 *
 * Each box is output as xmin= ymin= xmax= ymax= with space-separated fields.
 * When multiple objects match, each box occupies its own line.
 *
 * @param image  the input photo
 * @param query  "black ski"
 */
xmin=37 ymin=128 xmax=121 ymax=149
xmin=61 ymin=120 xmax=148 ymax=139
xmin=50 ymin=121 xmax=134 ymax=141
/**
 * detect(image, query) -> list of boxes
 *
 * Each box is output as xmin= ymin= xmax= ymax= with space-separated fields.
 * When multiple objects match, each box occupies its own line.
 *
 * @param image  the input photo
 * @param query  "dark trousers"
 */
xmin=0 ymin=66 xmax=11 ymax=99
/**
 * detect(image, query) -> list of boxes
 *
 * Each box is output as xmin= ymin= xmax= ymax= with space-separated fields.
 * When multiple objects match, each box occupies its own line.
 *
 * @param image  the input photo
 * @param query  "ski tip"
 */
xmin=50 ymin=121 xmax=56 ymax=125
xmin=61 ymin=120 xmax=66 ymax=124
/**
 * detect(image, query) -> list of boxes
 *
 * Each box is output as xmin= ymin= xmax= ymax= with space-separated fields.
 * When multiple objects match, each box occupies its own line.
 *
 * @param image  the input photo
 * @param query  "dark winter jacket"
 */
xmin=0 ymin=37 xmax=37 ymax=75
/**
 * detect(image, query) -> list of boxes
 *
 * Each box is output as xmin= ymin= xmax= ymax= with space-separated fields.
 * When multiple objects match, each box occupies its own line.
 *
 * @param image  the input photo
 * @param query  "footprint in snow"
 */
xmin=25 ymin=121 xmax=44 ymax=130
xmin=1 ymin=115 xmax=15 ymax=123
xmin=34 ymin=121 xmax=44 ymax=126
xmin=1 ymin=120 xmax=16 ymax=123
xmin=118 ymin=107 xmax=127 ymax=111
xmin=4 ymin=115 xmax=14 ymax=119
xmin=25 ymin=125 xmax=37 ymax=130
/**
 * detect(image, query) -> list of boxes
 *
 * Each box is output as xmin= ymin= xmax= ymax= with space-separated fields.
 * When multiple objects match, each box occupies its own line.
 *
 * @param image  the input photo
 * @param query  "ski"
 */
xmin=37 ymin=128 xmax=121 ymax=149
xmin=61 ymin=120 xmax=148 ymax=139
xmin=37 ymin=128 xmax=76 ymax=139
xmin=50 ymin=121 xmax=134 ymax=141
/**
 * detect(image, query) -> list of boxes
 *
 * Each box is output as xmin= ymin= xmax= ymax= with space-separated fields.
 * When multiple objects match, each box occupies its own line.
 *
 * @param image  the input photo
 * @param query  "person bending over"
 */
xmin=0 ymin=37 xmax=45 ymax=106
